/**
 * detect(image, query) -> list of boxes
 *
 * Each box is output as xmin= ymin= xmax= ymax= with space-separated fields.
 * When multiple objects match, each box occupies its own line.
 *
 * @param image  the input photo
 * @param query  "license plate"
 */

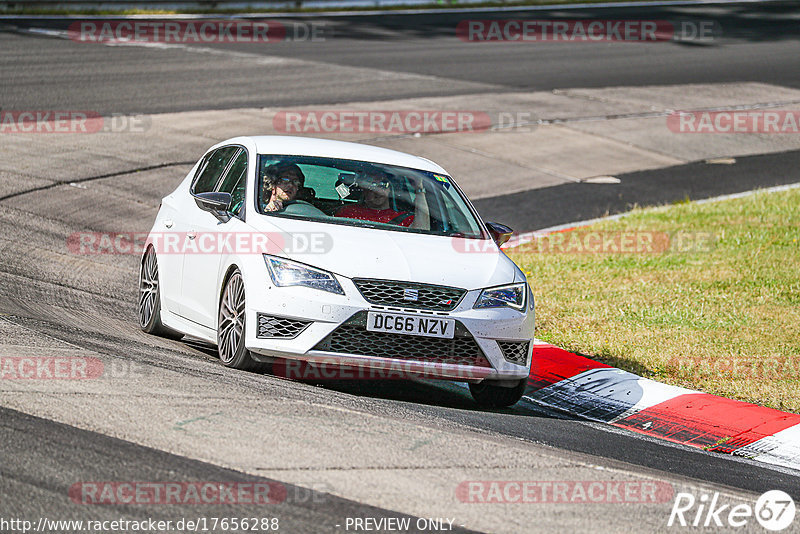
xmin=366 ymin=312 xmax=455 ymax=339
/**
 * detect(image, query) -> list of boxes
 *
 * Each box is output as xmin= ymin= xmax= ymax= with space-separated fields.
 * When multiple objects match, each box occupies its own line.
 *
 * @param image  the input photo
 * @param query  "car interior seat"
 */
xmin=296 ymin=186 xmax=316 ymax=203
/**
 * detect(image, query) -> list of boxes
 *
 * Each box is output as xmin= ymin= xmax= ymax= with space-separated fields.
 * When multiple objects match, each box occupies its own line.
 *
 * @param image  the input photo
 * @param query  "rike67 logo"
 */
xmin=668 ymin=490 xmax=795 ymax=531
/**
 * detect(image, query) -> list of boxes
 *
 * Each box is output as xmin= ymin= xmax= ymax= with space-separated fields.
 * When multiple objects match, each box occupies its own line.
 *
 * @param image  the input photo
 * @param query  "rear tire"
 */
xmin=217 ymin=270 xmax=266 ymax=372
xmin=469 ymin=378 xmax=527 ymax=408
xmin=138 ymin=247 xmax=183 ymax=340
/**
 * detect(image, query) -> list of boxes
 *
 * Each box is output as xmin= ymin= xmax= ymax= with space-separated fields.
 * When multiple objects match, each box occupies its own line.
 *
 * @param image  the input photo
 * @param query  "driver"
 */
xmin=335 ymin=171 xmax=430 ymax=230
xmin=261 ymin=162 xmax=305 ymax=212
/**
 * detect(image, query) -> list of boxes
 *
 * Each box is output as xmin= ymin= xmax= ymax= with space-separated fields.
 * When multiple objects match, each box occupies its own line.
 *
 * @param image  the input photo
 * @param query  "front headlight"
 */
xmin=474 ymin=283 xmax=527 ymax=311
xmin=264 ymin=255 xmax=344 ymax=295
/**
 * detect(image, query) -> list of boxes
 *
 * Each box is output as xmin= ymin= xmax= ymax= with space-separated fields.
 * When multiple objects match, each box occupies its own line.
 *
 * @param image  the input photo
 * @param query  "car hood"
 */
xmin=245 ymin=216 xmax=520 ymax=290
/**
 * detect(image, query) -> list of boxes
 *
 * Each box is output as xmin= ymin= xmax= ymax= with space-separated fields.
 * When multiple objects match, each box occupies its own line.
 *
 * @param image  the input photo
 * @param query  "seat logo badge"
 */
xmin=403 ymin=289 xmax=419 ymax=301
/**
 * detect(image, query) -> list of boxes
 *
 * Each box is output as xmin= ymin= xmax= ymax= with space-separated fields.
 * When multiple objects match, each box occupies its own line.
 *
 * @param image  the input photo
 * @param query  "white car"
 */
xmin=138 ymin=136 xmax=534 ymax=407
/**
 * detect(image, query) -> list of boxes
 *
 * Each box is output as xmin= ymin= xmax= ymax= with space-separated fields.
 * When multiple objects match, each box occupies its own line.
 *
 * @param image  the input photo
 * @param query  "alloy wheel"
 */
xmin=138 ymin=248 xmax=159 ymax=328
xmin=218 ymin=273 xmax=246 ymax=364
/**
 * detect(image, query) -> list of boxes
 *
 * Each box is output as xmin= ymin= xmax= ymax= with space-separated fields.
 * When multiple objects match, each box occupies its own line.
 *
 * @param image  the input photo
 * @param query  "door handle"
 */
xmin=163 ymin=219 xmax=173 ymax=228
xmin=187 ymin=231 xmax=196 ymax=240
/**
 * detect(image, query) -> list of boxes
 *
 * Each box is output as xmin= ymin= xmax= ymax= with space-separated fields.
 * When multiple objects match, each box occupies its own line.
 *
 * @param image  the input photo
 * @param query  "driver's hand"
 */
xmin=266 ymin=199 xmax=284 ymax=212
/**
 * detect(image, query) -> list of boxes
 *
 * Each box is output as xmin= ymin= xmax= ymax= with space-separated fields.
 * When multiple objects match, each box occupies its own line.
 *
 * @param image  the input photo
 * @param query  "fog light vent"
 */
xmin=497 ymin=341 xmax=529 ymax=365
xmin=257 ymin=314 xmax=311 ymax=339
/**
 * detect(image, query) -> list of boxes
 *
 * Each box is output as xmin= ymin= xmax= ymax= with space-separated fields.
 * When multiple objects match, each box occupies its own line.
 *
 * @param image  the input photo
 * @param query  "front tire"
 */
xmin=469 ymin=378 xmax=527 ymax=408
xmin=217 ymin=270 xmax=265 ymax=372
xmin=138 ymin=247 xmax=182 ymax=339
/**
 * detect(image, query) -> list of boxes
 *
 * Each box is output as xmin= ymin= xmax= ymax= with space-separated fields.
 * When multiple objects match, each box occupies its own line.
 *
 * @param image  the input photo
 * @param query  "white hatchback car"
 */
xmin=139 ymin=136 xmax=534 ymax=407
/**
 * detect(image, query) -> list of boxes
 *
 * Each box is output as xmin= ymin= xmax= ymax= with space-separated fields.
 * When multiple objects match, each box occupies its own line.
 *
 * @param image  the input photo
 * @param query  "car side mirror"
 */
xmin=193 ymin=191 xmax=232 ymax=222
xmin=486 ymin=221 xmax=513 ymax=246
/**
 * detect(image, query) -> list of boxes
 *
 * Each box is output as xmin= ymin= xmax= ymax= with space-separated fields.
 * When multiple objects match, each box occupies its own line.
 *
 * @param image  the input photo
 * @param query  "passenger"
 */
xmin=261 ymin=162 xmax=305 ymax=212
xmin=336 ymin=172 xmax=430 ymax=230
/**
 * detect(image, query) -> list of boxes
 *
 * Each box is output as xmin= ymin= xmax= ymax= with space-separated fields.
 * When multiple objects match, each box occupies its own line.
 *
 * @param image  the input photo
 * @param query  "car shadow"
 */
xmin=269 ymin=370 xmax=583 ymax=418
xmin=177 ymin=337 xmax=587 ymax=417
xmin=312 ymin=377 xmax=587 ymax=420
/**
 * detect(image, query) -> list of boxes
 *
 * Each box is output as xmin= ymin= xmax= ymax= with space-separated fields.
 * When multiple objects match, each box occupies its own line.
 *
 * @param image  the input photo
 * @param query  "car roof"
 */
xmin=224 ymin=135 xmax=448 ymax=175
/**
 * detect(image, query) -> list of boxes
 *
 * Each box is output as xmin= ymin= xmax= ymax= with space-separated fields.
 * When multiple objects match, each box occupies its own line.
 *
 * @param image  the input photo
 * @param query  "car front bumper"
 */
xmin=244 ymin=274 xmax=534 ymax=383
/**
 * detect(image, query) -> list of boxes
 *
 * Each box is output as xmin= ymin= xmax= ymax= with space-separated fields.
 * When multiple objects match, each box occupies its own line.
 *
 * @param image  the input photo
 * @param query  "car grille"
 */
xmin=497 ymin=341 xmax=530 ymax=365
xmin=256 ymin=313 xmax=311 ymax=339
xmin=352 ymin=279 xmax=466 ymax=311
xmin=313 ymin=313 xmax=491 ymax=368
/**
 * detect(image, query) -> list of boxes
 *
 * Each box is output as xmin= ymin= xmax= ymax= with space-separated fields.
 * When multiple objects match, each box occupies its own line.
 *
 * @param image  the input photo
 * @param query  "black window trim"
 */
xmin=189 ymin=144 xmax=246 ymax=196
xmin=190 ymin=144 xmax=250 ymax=221
xmin=215 ymin=146 xmax=249 ymax=221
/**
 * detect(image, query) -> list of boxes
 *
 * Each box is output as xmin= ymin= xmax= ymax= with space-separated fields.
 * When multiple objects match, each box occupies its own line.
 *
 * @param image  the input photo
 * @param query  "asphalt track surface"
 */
xmin=2 ymin=406 xmax=476 ymax=533
xmin=473 ymin=148 xmax=800 ymax=230
xmin=2 ymin=1 xmax=800 ymax=531
xmin=1 ymin=2 xmax=800 ymax=114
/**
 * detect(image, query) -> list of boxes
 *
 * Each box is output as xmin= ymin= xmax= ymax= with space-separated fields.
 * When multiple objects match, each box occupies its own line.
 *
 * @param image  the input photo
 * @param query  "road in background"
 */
xmin=1 ymin=2 xmax=799 ymax=113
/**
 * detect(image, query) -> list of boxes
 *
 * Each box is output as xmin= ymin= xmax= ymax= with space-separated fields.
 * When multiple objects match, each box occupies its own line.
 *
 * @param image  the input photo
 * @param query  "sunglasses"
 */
xmin=276 ymin=176 xmax=303 ymax=187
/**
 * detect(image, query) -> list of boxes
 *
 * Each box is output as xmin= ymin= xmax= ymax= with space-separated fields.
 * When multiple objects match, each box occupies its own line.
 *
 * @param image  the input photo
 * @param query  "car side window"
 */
xmin=217 ymin=149 xmax=248 ymax=216
xmin=192 ymin=146 xmax=239 ymax=194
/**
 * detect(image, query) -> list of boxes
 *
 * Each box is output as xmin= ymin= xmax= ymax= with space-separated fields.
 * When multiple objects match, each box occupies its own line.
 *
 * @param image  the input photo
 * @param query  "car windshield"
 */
xmin=256 ymin=155 xmax=486 ymax=238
